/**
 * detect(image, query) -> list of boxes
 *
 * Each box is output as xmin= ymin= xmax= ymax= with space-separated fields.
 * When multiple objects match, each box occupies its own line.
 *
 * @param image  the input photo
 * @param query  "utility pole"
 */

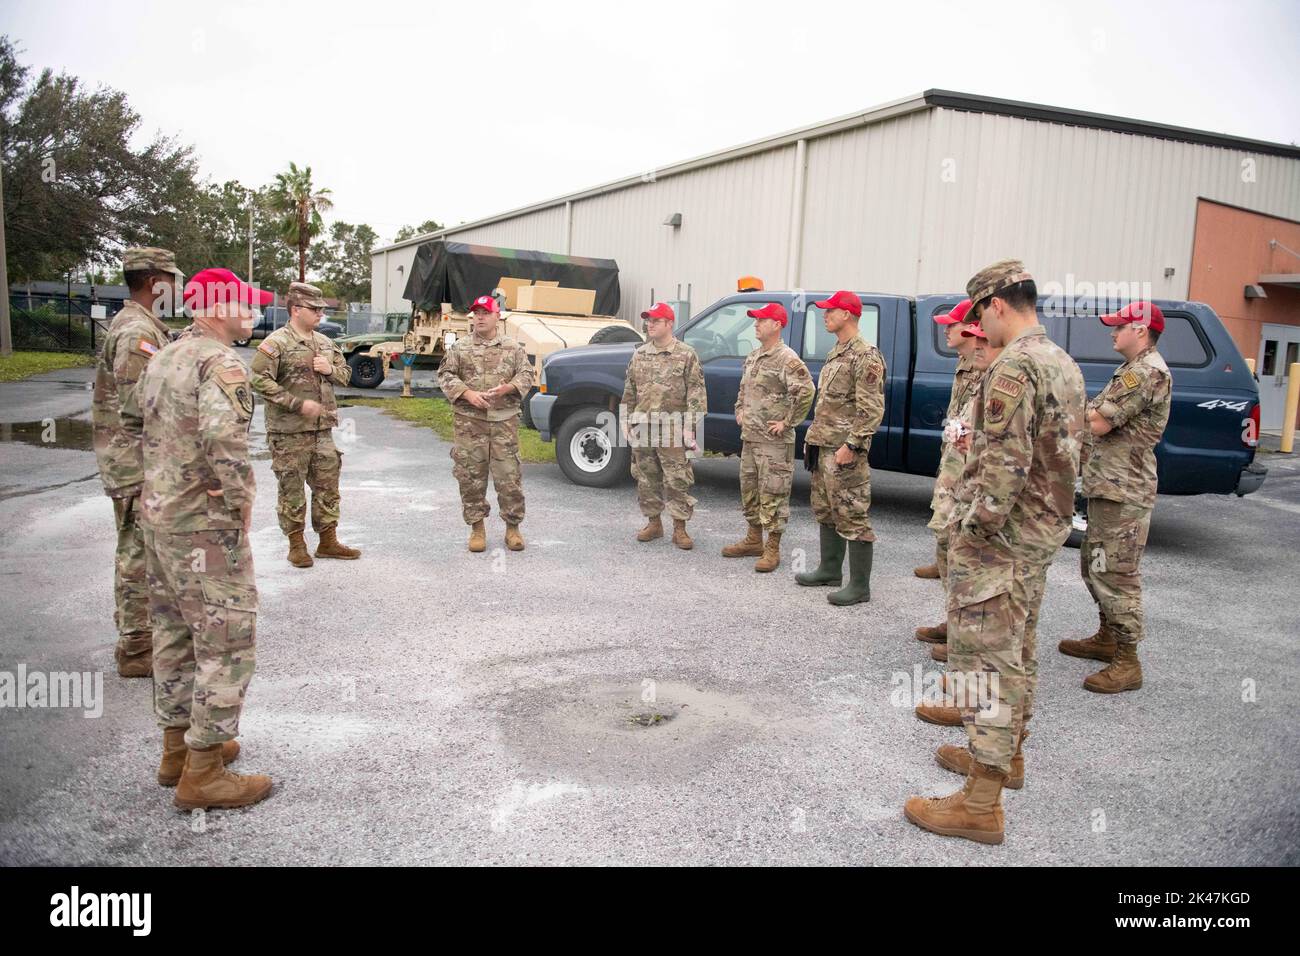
xmin=0 ymin=156 xmax=12 ymax=356
xmin=248 ymin=203 xmax=254 ymax=286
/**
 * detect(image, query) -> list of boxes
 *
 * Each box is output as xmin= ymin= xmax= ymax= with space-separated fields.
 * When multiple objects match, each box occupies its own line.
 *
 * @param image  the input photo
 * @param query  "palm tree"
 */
xmin=266 ymin=162 xmax=333 ymax=282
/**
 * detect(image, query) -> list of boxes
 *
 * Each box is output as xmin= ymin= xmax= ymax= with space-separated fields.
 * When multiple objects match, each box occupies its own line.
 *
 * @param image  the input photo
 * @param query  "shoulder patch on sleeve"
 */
xmin=218 ymin=364 xmax=247 ymax=385
xmin=134 ymin=339 xmax=159 ymax=357
xmin=1120 ymin=370 xmax=1141 ymax=390
xmin=990 ymin=375 xmax=1024 ymax=399
xmin=258 ymin=340 xmax=277 ymax=356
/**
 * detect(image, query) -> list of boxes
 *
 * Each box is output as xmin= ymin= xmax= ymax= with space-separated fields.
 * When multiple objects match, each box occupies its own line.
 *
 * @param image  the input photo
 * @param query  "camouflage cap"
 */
xmin=122 ymin=247 xmax=183 ymax=281
xmin=966 ymin=259 xmax=1034 ymax=306
xmin=287 ymin=281 xmax=328 ymax=309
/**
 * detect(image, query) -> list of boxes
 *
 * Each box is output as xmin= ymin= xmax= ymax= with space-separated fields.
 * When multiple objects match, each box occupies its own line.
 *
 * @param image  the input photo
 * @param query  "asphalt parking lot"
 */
xmin=1 ymin=365 xmax=1298 ymax=865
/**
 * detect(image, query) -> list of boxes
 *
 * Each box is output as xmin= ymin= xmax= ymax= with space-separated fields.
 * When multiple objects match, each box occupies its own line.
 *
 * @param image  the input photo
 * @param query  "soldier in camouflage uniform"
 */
xmin=621 ymin=302 xmax=708 ymax=550
xmin=722 ymin=302 xmax=814 ymax=572
xmin=906 ymin=260 xmax=1085 ymax=845
xmin=1060 ymin=301 xmax=1172 ymax=694
xmin=249 ymin=281 xmax=359 ymax=568
xmin=438 ymin=294 xmax=534 ymax=553
xmin=134 ymin=267 xmax=273 ymax=810
xmin=794 ymin=290 xmax=886 ymax=606
xmin=91 ymin=247 xmax=184 ymax=677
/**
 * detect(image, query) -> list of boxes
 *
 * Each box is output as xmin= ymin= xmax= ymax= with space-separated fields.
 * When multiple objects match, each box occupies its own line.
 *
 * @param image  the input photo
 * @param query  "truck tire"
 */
xmin=588 ymin=325 xmax=642 ymax=345
xmin=555 ymin=405 xmax=629 ymax=488
xmin=234 ymin=335 xmax=252 ymax=348
xmin=1065 ymin=493 xmax=1087 ymax=550
xmin=348 ymin=352 xmax=385 ymax=389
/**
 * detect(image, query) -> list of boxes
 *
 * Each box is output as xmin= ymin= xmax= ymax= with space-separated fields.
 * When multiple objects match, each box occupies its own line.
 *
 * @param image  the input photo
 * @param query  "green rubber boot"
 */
xmin=828 ymin=540 xmax=873 ymax=606
xmin=795 ymin=524 xmax=845 ymax=587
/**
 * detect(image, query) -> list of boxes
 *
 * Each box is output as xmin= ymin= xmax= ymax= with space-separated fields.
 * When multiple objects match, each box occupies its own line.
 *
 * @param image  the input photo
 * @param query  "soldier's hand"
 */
xmin=766 ymin=420 xmax=787 ymax=438
xmin=312 ymin=354 xmax=333 ymax=375
xmin=683 ymin=429 xmax=697 ymax=451
xmin=834 ymin=443 xmax=855 ymax=466
xmin=955 ymin=432 xmax=973 ymax=454
xmin=463 ymin=390 xmax=492 ymax=410
xmin=301 ymin=399 xmax=323 ymax=418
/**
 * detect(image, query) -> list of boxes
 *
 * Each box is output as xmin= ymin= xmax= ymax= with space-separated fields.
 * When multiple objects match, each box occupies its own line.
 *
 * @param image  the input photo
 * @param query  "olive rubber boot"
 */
xmin=937 ymin=727 xmax=1029 ymax=790
xmin=1083 ymin=643 xmax=1143 ymax=694
xmin=287 ymin=531 xmax=314 ymax=568
xmin=467 ymin=520 xmax=487 ymax=553
xmin=505 ymin=524 xmax=525 ymax=552
xmin=931 ymin=642 xmax=948 ymax=662
xmin=1058 ymin=624 xmax=1118 ymax=662
xmin=157 ymin=727 xmax=240 ymax=787
xmin=672 ymin=519 xmax=693 ymax=550
xmin=795 ymin=524 xmax=845 ymax=587
xmin=915 ymin=621 xmax=948 ymax=644
xmin=828 ymin=541 xmax=872 ymax=606
xmin=721 ymin=524 xmax=764 ymax=558
xmin=315 ymin=526 xmax=361 ymax=559
xmin=754 ymin=531 xmax=781 ymax=573
xmin=115 ymin=632 xmax=153 ymax=678
xmin=173 ymin=745 xmax=272 ymax=810
xmin=904 ymin=760 xmax=1007 ymax=845
xmin=636 ymin=516 xmax=664 ymax=542
xmin=913 ymin=563 xmax=940 ymax=579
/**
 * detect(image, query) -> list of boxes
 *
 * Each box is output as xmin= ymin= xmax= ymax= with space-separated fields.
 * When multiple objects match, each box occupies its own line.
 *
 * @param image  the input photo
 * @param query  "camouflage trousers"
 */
xmin=143 ymin=528 xmax=258 ymax=748
xmin=631 ymin=445 xmax=696 ymax=521
xmin=809 ymin=446 xmax=875 ymax=542
xmin=269 ymin=429 xmax=342 ymax=535
xmin=934 ymin=527 xmax=951 ymax=584
xmin=1081 ymin=498 xmax=1152 ymax=645
xmin=451 ymin=414 xmax=524 ymax=525
xmin=945 ymin=534 xmax=1050 ymax=774
xmin=739 ymin=441 xmax=795 ymax=532
xmin=110 ymin=495 xmax=151 ymax=659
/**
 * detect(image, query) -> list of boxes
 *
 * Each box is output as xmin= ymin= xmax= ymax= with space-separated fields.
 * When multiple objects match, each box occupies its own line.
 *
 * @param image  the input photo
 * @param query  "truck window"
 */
xmin=803 ymin=304 xmax=880 ymax=361
xmin=680 ymin=303 xmax=761 ymax=363
xmin=1068 ymin=313 xmax=1210 ymax=367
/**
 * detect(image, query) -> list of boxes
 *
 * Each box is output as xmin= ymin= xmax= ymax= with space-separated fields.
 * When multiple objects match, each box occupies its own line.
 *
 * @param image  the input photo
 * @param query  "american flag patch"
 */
xmin=138 ymin=340 xmax=158 ymax=356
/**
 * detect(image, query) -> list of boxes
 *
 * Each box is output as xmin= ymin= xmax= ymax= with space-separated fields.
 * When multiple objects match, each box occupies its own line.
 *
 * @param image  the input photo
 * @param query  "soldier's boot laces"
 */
xmin=938 ymin=726 xmax=1029 ymax=790
xmin=672 ymin=519 xmax=693 ymax=551
xmin=173 ymin=745 xmax=271 ymax=811
xmin=828 ymin=540 xmax=873 ymax=606
xmin=115 ymin=633 xmax=153 ymax=678
xmin=1083 ymin=642 xmax=1143 ymax=694
xmin=795 ymin=524 xmax=845 ymax=587
xmin=1058 ymin=624 xmax=1118 ymax=662
xmin=904 ymin=760 xmax=1007 ymax=845
xmin=505 ymin=524 xmax=525 ymax=552
xmin=931 ymin=642 xmax=949 ymax=662
xmin=636 ymin=516 xmax=663 ymax=543
xmin=315 ymin=526 xmax=360 ymax=560
xmin=913 ymin=562 xmax=940 ymax=580
xmin=158 ymin=726 xmax=240 ymax=787
xmin=467 ymin=520 xmax=487 ymax=553
xmin=915 ymin=621 xmax=948 ymax=644
xmin=754 ymin=531 xmax=781 ymax=573
xmin=287 ymin=531 xmax=314 ymax=568
xmin=721 ymin=523 xmax=764 ymax=558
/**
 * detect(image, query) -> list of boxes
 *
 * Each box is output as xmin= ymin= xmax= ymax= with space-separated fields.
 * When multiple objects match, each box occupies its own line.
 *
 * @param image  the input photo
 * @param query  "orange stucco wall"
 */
xmin=1188 ymin=199 xmax=1300 ymax=362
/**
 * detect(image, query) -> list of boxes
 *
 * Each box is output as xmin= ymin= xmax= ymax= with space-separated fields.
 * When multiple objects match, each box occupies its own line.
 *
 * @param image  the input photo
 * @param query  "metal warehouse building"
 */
xmin=372 ymin=89 xmax=1300 ymax=428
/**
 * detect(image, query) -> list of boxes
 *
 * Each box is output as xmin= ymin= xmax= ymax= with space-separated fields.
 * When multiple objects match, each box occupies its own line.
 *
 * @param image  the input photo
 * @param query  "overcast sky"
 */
xmin=5 ymin=0 xmax=1299 ymax=245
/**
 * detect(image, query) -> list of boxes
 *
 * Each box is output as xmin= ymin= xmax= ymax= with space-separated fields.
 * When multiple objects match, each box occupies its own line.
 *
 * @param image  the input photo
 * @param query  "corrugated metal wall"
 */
xmin=445 ymin=204 xmax=568 ymax=254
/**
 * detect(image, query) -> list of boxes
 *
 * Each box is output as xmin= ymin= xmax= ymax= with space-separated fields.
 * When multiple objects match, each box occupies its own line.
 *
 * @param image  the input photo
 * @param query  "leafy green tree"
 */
xmin=310 ymin=221 xmax=378 ymax=304
xmin=393 ymin=219 xmax=442 ymax=243
xmin=265 ymin=161 xmax=332 ymax=282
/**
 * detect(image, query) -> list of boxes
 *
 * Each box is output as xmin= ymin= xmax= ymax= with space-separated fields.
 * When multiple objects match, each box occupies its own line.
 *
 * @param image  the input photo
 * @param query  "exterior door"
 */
xmin=1257 ymin=323 xmax=1300 ymax=430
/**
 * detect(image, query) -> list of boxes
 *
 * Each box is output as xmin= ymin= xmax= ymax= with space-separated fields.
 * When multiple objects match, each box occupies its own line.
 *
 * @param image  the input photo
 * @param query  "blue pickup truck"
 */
xmin=531 ymin=291 xmax=1267 ymax=523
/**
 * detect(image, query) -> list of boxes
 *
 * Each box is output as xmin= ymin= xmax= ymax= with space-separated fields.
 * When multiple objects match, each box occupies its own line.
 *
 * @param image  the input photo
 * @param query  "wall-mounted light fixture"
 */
xmin=1163 ymin=267 xmax=1175 ymax=278
xmin=663 ymin=213 xmax=682 ymax=228
xmin=1244 ymin=284 xmax=1267 ymax=299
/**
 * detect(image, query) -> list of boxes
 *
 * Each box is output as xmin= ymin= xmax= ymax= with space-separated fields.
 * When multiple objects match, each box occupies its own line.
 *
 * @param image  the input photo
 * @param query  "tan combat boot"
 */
xmin=315 ymin=526 xmax=361 ymax=560
xmin=914 ymin=701 xmax=963 ymax=726
xmin=1058 ymin=616 xmax=1118 ymax=661
xmin=636 ymin=516 xmax=663 ymax=542
xmin=671 ymin=519 xmax=693 ymax=551
xmin=721 ymin=524 xmax=764 ymax=558
xmin=754 ymin=531 xmax=781 ymax=573
xmin=173 ymin=745 xmax=272 ymax=810
xmin=287 ymin=531 xmax=314 ymax=568
xmin=937 ymin=727 xmax=1029 ymax=789
xmin=467 ymin=520 xmax=487 ymax=553
xmin=157 ymin=727 xmax=241 ymax=787
xmin=505 ymin=524 xmax=525 ymax=551
xmin=931 ymin=642 xmax=948 ymax=662
xmin=914 ymin=621 xmax=947 ymax=644
xmin=115 ymin=633 xmax=153 ymax=678
xmin=904 ymin=760 xmax=1007 ymax=844
xmin=913 ymin=563 xmax=940 ymax=579
xmin=1083 ymin=643 xmax=1143 ymax=693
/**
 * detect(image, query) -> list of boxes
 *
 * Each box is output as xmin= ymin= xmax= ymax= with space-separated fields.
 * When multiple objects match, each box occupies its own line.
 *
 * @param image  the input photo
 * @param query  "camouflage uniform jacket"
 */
xmin=735 ymin=341 xmax=815 ymax=445
xmin=92 ymin=301 xmax=173 ymax=497
xmin=438 ymin=333 xmax=533 ymax=422
xmin=804 ymin=336 xmax=886 ymax=450
xmin=250 ymin=323 xmax=350 ymax=433
xmin=621 ymin=338 xmax=707 ymax=418
xmin=928 ymin=356 xmax=982 ymax=527
xmin=951 ymin=325 xmax=1086 ymax=562
xmin=1082 ymin=345 xmax=1171 ymax=508
xmin=135 ymin=331 xmax=256 ymax=532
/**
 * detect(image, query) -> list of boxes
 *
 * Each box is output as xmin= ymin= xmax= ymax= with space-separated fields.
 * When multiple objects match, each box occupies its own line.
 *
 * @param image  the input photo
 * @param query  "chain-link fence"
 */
xmin=6 ymin=291 xmax=122 ymax=353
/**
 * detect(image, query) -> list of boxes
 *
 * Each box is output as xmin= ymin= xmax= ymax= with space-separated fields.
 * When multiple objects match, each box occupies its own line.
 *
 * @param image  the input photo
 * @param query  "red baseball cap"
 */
xmin=961 ymin=324 xmax=988 ymax=339
xmin=935 ymin=300 xmax=975 ymax=325
xmin=1101 ymin=301 xmax=1165 ymax=333
xmin=183 ymin=268 xmax=273 ymax=311
xmin=813 ymin=290 xmax=862 ymax=317
xmin=470 ymin=295 xmax=499 ymax=313
xmin=641 ymin=302 xmax=675 ymax=322
xmin=746 ymin=302 xmax=788 ymax=327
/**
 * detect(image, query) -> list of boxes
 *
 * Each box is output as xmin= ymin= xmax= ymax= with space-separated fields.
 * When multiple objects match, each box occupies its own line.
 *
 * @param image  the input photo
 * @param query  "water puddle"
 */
xmin=0 ymin=418 xmax=95 ymax=451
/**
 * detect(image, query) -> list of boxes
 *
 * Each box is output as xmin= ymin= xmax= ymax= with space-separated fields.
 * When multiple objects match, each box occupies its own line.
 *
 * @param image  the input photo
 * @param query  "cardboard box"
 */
xmin=496 ymin=277 xmax=558 ymax=311
xmin=516 ymin=285 xmax=597 ymax=316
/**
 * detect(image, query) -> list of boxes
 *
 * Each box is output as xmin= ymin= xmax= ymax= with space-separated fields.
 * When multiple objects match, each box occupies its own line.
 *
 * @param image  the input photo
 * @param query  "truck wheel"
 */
xmin=555 ymin=405 xmax=629 ymax=488
xmin=520 ymin=387 xmax=539 ymax=430
xmin=348 ymin=352 xmax=385 ymax=389
xmin=1065 ymin=494 xmax=1087 ymax=549
xmin=588 ymin=325 xmax=643 ymax=345
xmin=234 ymin=336 xmax=251 ymax=348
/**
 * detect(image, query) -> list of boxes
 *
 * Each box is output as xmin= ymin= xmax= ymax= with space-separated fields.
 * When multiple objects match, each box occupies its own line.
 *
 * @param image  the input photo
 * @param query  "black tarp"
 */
xmin=401 ymin=240 xmax=621 ymax=315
